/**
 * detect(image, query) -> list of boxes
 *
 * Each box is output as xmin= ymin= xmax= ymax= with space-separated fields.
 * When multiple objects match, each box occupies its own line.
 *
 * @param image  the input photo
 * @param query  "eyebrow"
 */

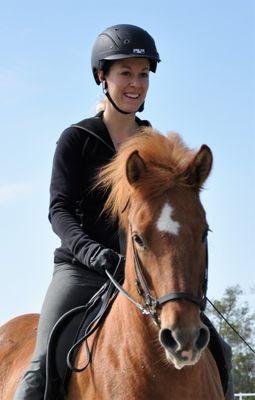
xmin=119 ymin=64 xmax=150 ymax=71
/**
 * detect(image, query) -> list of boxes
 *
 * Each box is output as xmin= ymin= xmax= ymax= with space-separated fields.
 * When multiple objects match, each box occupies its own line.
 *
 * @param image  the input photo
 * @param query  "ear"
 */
xmin=98 ymin=70 xmax=104 ymax=83
xmin=126 ymin=151 xmax=147 ymax=185
xmin=188 ymin=145 xmax=213 ymax=188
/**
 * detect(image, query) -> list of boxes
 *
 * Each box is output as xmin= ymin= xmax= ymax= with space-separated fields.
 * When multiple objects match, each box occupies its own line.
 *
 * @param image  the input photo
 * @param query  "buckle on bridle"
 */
xmin=144 ymin=296 xmax=161 ymax=326
xmin=145 ymin=295 xmax=158 ymax=309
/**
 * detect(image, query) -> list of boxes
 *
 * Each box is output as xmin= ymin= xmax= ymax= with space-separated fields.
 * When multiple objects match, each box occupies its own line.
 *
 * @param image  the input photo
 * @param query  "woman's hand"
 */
xmin=89 ymin=247 xmax=125 ymax=279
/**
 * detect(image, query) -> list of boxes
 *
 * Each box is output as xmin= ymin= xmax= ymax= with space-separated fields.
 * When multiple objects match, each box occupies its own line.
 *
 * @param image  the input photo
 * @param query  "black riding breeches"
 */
xmin=13 ymin=263 xmax=107 ymax=400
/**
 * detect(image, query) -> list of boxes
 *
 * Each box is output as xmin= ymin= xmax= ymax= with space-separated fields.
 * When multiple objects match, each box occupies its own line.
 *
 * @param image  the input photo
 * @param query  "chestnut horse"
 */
xmin=0 ymin=128 xmax=224 ymax=400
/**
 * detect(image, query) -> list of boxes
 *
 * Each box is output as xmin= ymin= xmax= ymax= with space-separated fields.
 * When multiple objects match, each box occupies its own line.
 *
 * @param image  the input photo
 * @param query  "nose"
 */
xmin=160 ymin=323 xmax=210 ymax=362
xmin=129 ymin=75 xmax=142 ymax=88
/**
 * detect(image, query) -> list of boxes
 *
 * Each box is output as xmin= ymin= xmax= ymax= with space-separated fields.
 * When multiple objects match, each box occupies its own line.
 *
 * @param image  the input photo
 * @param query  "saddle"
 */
xmin=43 ymin=280 xmax=119 ymax=400
xmin=43 ymin=286 xmax=229 ymax=400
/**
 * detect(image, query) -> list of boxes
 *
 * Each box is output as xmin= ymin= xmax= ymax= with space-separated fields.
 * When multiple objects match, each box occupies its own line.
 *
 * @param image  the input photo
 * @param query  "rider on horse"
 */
xmin=14 ymin=24 xmax=234 ymax=400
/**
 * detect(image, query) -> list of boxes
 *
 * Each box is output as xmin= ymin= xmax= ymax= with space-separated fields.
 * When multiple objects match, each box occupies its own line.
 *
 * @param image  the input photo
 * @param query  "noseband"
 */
xmin=106 ymin=228 xmax=208 ymax=328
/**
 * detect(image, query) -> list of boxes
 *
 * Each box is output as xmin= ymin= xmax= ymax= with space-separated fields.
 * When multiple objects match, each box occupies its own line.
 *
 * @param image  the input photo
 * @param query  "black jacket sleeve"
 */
xmin=48 ymin=127 xmax=100 ymax=267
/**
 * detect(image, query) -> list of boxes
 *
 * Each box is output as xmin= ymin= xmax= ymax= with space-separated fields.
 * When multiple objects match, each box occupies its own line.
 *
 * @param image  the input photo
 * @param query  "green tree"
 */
xmin=206 ymin=285 xmax=255 ymax=394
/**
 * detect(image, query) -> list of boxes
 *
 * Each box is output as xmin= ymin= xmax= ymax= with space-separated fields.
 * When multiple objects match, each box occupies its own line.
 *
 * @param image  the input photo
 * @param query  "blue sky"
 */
xmin=0 ymin=0 xmax=254 ymax=325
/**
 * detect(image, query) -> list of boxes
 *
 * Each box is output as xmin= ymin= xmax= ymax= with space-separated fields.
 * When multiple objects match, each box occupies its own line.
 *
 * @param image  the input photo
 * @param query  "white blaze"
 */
xmin=156 ymin=203 xmax=180 ymax=235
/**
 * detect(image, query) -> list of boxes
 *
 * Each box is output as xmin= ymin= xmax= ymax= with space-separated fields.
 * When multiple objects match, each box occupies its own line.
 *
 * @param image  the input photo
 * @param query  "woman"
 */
xmin=14 ymin=24 xmax=160 ymax=399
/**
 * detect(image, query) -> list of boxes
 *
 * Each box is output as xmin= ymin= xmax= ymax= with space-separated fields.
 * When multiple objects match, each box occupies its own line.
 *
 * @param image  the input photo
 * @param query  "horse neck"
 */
xmin=100 ymin=237 xmax=191 ymax=384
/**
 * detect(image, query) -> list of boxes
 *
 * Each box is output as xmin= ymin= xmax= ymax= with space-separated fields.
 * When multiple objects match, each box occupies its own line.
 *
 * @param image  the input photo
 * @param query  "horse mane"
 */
xmin=95 ymin=127 xmax=196 ymax=228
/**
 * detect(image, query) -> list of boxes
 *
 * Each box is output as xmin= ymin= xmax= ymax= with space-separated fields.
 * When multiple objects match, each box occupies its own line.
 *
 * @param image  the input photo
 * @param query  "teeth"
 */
xmin=125 ymin=93 xmax=139 ymax=99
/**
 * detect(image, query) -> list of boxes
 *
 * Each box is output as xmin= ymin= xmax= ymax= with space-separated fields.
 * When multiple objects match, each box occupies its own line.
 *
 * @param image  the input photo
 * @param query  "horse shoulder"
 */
xmin=200 ymin=348 xmax=225 ymax=400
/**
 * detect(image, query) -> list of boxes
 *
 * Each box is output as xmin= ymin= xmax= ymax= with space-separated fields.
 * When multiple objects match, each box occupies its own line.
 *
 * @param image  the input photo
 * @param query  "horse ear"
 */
xmin=126 ymin=150 xmax=147 ymax=185
xmin=188 ymin=145 xmax=213 ymax=188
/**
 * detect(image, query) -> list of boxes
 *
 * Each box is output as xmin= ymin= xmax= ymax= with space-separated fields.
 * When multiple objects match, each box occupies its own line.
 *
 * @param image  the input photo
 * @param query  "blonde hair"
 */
xmin=96 ymin=98 xmax=107 ymax=113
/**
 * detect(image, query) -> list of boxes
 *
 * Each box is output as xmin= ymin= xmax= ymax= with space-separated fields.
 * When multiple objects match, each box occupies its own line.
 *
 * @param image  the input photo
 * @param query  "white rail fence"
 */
xmin=234 ymin=395 xmax=255 ymax=399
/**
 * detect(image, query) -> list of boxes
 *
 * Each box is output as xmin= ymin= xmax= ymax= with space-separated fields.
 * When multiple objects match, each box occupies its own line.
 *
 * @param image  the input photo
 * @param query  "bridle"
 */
xmin=106 ymin=226 xmax=209 ymax=328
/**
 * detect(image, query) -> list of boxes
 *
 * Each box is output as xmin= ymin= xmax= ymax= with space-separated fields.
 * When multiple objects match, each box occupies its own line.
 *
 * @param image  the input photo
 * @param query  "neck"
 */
xmin=103 ymin=103 xmax=139 ymax=150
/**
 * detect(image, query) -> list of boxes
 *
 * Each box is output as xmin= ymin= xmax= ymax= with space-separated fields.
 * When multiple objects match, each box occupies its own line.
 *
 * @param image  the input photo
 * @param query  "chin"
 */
xmin=165 ymin=350 xmax=201 ymax=370
xmin=122 ymin=104 xmax=143 ymax=114
xmin=119 ymin=98 xmax=144 ymax=114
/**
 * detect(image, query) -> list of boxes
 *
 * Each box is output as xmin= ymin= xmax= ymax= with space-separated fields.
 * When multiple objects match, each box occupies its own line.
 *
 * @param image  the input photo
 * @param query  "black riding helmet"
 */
xmin=91 ymin=24 xmax=161 ymax=85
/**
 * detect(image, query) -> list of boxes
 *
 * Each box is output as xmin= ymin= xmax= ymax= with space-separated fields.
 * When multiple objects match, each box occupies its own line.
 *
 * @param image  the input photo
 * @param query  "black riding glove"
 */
xmin=89 ymin=247 xmax=125 ymax=279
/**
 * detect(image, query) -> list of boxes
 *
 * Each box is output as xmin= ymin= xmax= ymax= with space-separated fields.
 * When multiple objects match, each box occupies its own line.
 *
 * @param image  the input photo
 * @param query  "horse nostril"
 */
xmin=196 ymin=326 xmax=210 ymax=350
xmin=160 ymin=328 xmax=178 ymax=350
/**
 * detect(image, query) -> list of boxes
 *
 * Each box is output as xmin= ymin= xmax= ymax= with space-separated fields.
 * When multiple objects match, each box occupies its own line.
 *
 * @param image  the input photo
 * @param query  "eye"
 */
xmin=132 ymin=233 xmax=145 ymax=248
xmin=140 ymin=72 xmax=149 ymax=79
xmin=120 ymin=70 xmax=131 ymax=76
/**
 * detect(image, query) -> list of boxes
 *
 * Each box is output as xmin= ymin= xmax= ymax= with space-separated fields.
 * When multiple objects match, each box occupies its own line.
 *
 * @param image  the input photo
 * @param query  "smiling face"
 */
xmin=99 ymin=58 xmax=150 ymax=113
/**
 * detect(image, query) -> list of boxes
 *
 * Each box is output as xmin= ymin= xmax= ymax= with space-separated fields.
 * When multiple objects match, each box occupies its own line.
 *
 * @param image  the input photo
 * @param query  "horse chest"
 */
xmin=69 ymin=346 xmax=224 ymax=400
xmin=68 ymin=301 xmax=224 ymax=400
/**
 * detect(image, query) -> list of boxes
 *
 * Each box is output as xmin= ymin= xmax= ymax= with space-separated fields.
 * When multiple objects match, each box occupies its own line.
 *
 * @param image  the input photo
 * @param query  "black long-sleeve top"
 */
xmin=49 ymin=111 xmax=150 ymax=268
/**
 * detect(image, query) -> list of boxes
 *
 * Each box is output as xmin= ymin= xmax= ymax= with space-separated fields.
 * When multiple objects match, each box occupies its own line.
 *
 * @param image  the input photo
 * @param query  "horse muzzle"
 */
xmin=159 ymin=322 xmax=210 ymax=369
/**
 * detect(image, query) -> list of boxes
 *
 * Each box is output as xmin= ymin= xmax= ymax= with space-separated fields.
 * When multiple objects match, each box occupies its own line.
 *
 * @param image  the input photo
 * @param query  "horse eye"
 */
xmin=133 ymin=234 xmax=144 ymax=247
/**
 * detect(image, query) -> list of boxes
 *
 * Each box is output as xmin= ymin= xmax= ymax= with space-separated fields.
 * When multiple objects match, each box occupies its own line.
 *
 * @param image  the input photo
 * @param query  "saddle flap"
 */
xmin=44 ymin=281 xmax=118 ymax=400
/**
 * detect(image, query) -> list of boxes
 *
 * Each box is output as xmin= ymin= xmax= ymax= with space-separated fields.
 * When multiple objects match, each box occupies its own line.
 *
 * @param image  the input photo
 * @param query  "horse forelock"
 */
xmin=95 ymin=127 xmax=196 ymax=228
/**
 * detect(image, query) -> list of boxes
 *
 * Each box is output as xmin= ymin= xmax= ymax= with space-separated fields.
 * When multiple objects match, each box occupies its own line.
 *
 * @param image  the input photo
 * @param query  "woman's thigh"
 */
xmin=33 ymin=263 xmax=107 ymax=358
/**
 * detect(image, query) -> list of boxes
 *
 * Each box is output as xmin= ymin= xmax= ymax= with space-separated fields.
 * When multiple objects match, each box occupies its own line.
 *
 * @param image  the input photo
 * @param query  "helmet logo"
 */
xmin=133 ymin=48 xmax=145 ymax=55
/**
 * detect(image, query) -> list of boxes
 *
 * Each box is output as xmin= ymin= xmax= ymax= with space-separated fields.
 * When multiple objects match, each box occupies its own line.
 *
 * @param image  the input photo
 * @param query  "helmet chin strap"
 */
xmin=102 ymin=80 xmax=144 ymax=114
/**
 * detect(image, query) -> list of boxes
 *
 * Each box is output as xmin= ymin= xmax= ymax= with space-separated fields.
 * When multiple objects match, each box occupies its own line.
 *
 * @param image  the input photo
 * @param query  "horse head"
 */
xmin=98 ymin=128 xmax=213 ymax=370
